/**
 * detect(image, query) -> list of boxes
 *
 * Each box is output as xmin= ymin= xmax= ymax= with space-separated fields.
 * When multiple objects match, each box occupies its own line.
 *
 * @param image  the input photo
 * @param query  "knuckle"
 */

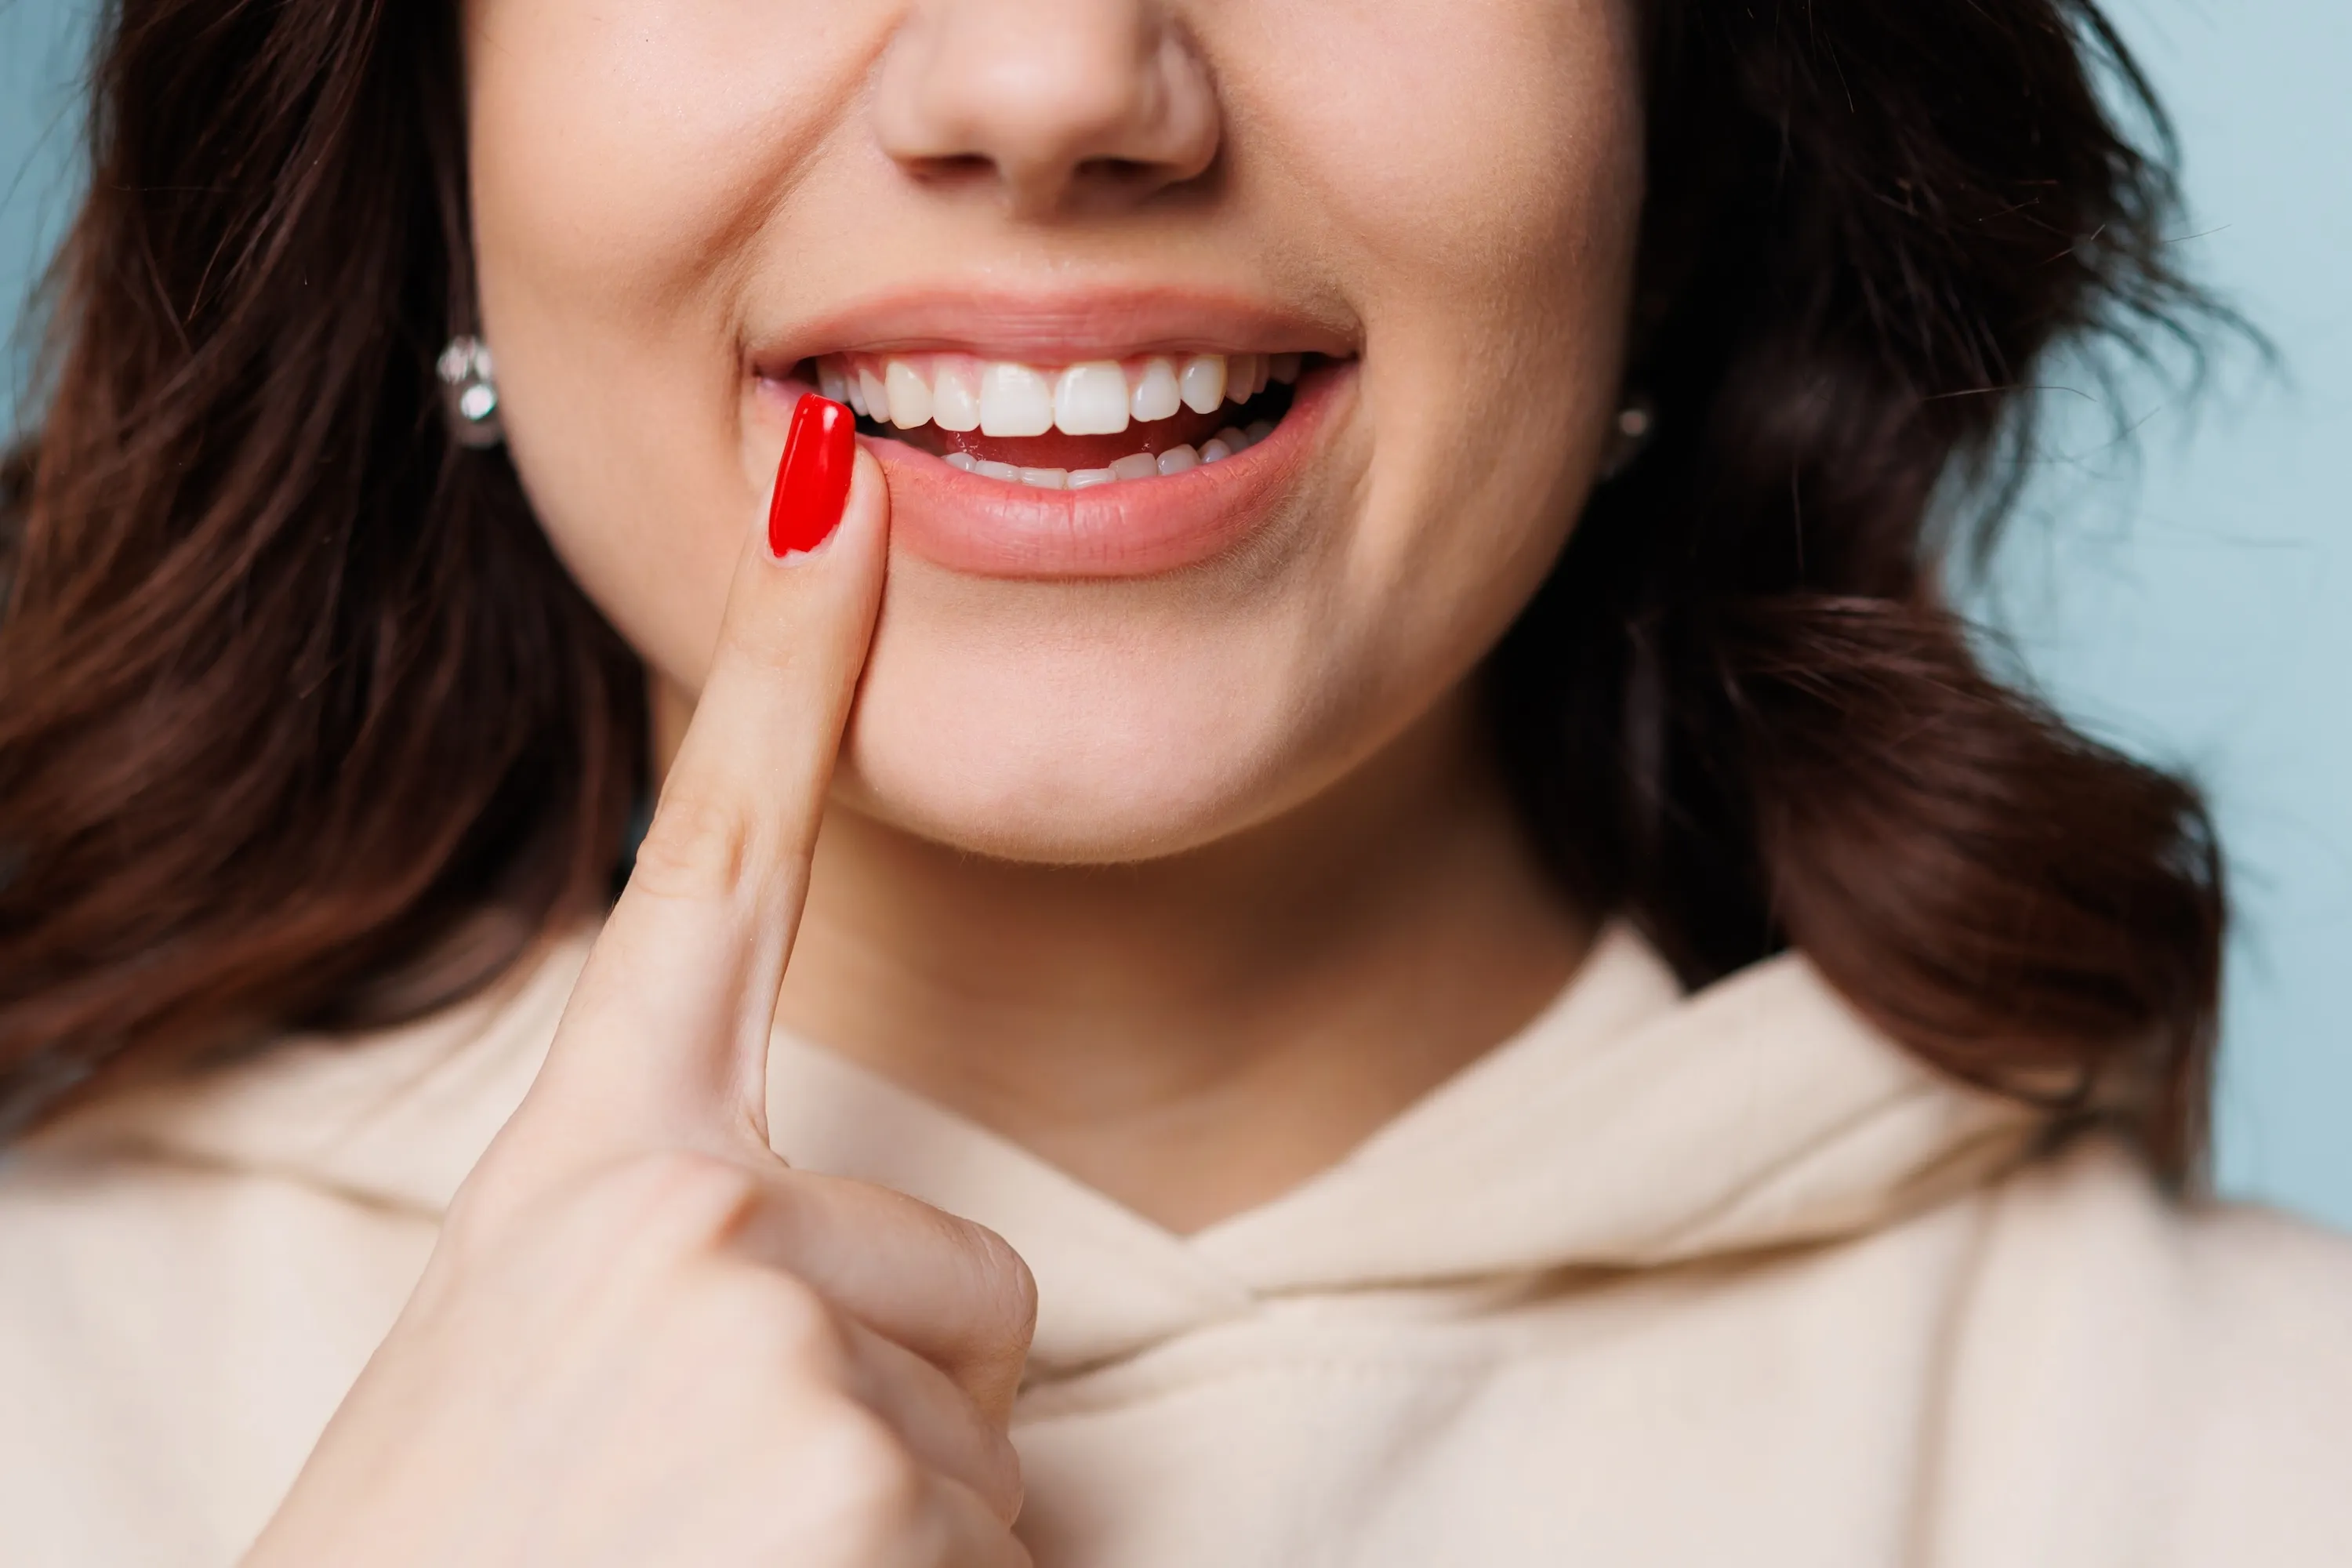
xmin=956 ymin=1219 xmax=1040 ymax=1351
xmin=595 ymin=1150 xmax=764 ymax=1259
xmin=750 ymin=1274 xmax=850 ymax=1371
xmin=692 ymin=1263 xmax=849 ymax=1378
xmin=628 ymin=790 xmax=753 ymax=902
xmin=795 ymin=1407 xmax=929 ymax=1544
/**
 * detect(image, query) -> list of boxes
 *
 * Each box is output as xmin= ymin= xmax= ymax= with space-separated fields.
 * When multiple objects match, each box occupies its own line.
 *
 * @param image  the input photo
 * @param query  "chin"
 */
xmin=836 ymin=613 xmax=1334 ymax=866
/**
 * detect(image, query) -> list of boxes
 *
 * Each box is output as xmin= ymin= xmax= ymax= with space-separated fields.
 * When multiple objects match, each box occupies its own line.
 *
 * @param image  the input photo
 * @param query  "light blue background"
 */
xmin=5 ymin=1 xmax=2347 ymax=1225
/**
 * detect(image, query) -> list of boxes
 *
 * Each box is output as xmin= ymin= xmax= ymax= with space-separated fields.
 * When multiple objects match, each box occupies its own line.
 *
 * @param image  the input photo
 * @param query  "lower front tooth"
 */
xmin=1156 ymin=445 xmax=1198 ymax=474
xmin=1109 ymin=452 xmax=1160 ymax=481
xmin=1018 ymin=467 xmax=1069 ymax=489
xmin=1214 ymin=426 xmax=1250 ymax=452
xmin=1069 ymin=467 xmax=1119 ymax=489
xmin=1199 ymin=437 xmax=1233 ymax=463
xmin=943 ymin=451 xmax=977 ymax=471
xmin=975 ymin=459 xmax=1020 ymax=482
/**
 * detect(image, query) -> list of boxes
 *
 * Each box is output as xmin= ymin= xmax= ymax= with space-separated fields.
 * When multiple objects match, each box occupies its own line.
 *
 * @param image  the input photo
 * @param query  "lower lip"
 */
xmin=757 ymin=365 xmax=1347 ymax=579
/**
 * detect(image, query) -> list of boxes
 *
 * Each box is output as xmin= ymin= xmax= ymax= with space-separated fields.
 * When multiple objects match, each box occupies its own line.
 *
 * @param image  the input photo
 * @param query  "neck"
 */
xmin=667 ymin=684 xmax=1589 ymax=1234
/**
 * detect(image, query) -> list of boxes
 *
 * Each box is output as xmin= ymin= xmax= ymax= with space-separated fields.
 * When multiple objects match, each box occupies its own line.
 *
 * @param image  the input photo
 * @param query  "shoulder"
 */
xmin=1976 ymin=1136 xmax=2352 ymax=1377
xmin=1931 ymin=1138 xmax=2352 ymax=1566
xmin=0 ymin=1145 xmax=435 ymax=1567
xmin=0 ymin=942 xmax=587 ymax=1566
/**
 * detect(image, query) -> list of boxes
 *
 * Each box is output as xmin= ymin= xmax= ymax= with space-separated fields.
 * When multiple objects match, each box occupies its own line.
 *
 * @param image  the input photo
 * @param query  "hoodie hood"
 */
xmin=25 ymin=925 xmax=2045 ymax=1374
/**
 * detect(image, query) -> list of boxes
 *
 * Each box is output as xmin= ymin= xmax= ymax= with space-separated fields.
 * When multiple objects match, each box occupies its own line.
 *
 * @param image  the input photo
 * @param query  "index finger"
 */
xmin=522 ymin=397 xmax=887 ymax=1160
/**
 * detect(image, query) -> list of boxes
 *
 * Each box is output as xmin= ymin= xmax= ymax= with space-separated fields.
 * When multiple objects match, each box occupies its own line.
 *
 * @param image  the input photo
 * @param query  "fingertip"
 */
xmin=841 ymin=441 xmax=891 ymax=545
xmin=767 ymin=394 xmax=857 ymax=560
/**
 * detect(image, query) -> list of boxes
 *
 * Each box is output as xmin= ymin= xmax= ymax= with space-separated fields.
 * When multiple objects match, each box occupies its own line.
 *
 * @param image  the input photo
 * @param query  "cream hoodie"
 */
xmin=3 ymin=927 xmax=2350 ymax=1566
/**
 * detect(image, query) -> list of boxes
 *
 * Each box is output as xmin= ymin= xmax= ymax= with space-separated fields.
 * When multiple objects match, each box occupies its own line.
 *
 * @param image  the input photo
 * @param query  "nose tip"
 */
xmin=874 ymin=1 xmax=1221 ymax=217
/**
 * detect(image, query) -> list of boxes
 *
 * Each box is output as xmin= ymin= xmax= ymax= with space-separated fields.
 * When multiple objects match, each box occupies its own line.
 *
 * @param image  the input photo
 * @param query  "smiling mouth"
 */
xmin=790 ymin=350 xmax=1317 ymax=488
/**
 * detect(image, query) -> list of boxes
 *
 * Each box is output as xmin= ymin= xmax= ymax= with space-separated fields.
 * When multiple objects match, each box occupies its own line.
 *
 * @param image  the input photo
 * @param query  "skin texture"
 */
xmin=470 ymin=0 xmax=1643 ymax=1234
xmin=247 ymin=4 xmax=1645 ymax=1558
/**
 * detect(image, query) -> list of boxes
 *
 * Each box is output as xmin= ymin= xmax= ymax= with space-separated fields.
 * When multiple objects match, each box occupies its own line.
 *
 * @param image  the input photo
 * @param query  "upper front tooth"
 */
xmin=857 ymin=367 xmax=889 ymax=420
xmin=931 ymin=361 xmax=981 ymax=431
xmin=819 ymin=365 xmax=850 ymax=404
xmin=1225 ymin=354 xmax=1259 ymax=406
xmin=1131 ymin=358 xmax=1181 ymax=423
xmin=979 ymin=362 xmax=1054 ymax=437
xmin=884 ymin=361 xmax=932 ymax=429
xmin=1179 ymin=354 xmax=1226 ymax=415
xmin=1054 ymin=362 xmax=1131 ymax=435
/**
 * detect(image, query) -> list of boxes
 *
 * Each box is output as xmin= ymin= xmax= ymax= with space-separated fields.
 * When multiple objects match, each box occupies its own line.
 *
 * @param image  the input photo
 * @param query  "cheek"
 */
xmin=1226 ymin=0 xmax=1646 ymax=702
xmin=461 ymin=0 xmax=869 ymax=687
xmin=1250 ymin=0 xmax=1645 ymax=302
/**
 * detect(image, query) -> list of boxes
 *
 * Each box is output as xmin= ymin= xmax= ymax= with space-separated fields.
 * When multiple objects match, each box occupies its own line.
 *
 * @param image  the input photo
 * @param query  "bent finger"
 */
xmin=910 ymin=1470 xmax=1036 ymax=1568
xmin=735 ymin=1171 xmax=1037 ymax=1426
xmin=844 ymin=1319 xmax=1026 ymax=1526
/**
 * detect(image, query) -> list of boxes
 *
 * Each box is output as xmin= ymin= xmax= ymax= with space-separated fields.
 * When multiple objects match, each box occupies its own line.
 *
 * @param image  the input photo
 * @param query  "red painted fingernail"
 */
xmin=768 ymin=394 xmax=855 ymax=558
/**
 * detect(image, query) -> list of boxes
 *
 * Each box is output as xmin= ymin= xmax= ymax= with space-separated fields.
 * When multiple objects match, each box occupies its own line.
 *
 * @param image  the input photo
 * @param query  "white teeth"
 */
xmin=931 ymin=361 xmax=981 ymax=432
xmin=822 ymin=348 xmax=1294 ymax=430
xmin=979 ymin=362 xmax=1054 ymax=437
xmin=1225 ymin=354 xmax=1258 ymax=407
xmin=1214 ymin=426 xmax=1249 ymax=452
xmin=1199 ymin=437 xmax=1233 ymax=463
xmin=884 ymin=361 xmax=931 ymax=429
xmin=948 ymin=441 xmax=1215 ymax=488
xmin=1245 ymin=419 xmax=1275 ymax=444
xmin=1179 ymin=354 xmax=1227 ymax=415
xmin=1131 ymin=358 xmax=1182 ymax=423
xmin=1054 ymin=361 xmax=1131 ymax=436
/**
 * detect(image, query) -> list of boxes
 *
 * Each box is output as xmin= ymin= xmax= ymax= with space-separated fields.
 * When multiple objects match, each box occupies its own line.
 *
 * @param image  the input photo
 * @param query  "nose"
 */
xmin=873 ymin=0 xmax=1221 ymax=217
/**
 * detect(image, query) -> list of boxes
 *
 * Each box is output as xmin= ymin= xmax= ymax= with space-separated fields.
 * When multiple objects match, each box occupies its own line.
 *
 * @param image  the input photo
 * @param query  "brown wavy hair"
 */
xmin=2 ymin=0 xmax=2223 ymax=1171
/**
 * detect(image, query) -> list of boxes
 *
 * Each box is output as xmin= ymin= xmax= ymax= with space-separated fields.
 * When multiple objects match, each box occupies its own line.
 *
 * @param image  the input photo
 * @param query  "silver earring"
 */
xmin=1600 ymin=397 xmax=1657 ymax=479
xmin=437 ymin=336 xmax=504 ymax=449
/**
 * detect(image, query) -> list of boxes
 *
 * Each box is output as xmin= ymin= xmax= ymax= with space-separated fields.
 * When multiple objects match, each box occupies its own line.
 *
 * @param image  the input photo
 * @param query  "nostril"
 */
xmin=910 ymin=152 xmax=997 ymax=187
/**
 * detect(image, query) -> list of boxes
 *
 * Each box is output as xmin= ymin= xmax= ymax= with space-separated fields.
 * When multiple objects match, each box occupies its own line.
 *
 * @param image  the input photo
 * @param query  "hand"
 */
xmin=244 ymin=409 xmax=1037 ymax=1567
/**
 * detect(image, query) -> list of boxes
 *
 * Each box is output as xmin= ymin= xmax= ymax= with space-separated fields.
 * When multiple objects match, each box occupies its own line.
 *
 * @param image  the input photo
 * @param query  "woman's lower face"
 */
xmin=464 ymin=0 xmax=1644 ymax=863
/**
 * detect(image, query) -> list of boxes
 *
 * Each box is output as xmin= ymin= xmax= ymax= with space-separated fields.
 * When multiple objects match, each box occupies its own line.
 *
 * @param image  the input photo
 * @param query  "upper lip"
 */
xmin=747 ymin=284 xmax=1359 ymax=375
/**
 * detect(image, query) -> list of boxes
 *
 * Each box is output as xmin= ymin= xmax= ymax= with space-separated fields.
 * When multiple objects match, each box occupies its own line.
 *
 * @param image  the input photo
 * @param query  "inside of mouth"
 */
xmin=792 ymin=351 xmax=1317 ymax=488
